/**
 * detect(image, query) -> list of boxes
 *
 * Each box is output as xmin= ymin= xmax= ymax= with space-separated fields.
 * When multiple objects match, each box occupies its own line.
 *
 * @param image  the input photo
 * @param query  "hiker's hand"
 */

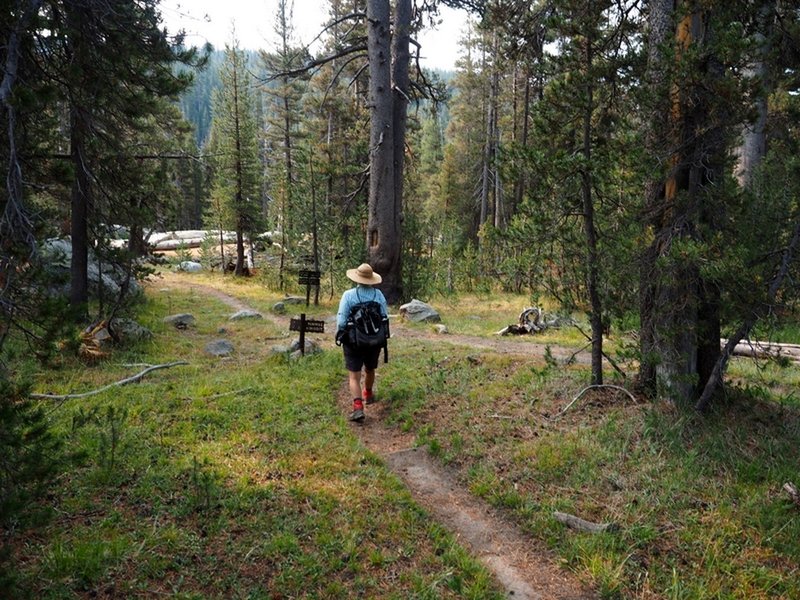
xmin=335 ymin=328 xmax=345 ymax=346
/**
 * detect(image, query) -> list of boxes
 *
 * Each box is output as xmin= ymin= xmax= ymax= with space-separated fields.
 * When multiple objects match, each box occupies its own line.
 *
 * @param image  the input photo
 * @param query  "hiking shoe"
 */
xmin=349 ymin=408 xmax=365 ymax=422
xmin=363 ymin=390 xmax=377 ymax=405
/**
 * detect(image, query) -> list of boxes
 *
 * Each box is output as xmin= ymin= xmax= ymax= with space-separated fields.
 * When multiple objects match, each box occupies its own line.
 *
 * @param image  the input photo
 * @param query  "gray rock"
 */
xmin=399 ymin=299 xmax=441 ymax=323
xmin=164 ymin=313 xmax=195 ymax=328
xmin=229 ymin=309 xmax=262 ymax=321
xmin=283 ymin=295 xmax=306 ymax=305
xmin=92 ymin=326 xmax=113 ymax=345
xmin=40 ymin=238 xmax=143 ymax=300
xmin=110 ymin=318 xmax=153 ymax=342
xmin=205 ymin=339 xmax=234 ymax=356
xmin=272 ymin=302 xmax=286 ymax=314
xmin=179 ymin=261 xmax=203 ymax=273
xmin=271 ymin=338 xmax=320 ymax=358
xmin=289 ymin=338 xmax=320 ymax=354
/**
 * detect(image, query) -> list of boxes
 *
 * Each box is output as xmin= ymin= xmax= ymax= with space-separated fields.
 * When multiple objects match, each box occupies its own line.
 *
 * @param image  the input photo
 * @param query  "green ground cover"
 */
xmin=8 ymin=271 xmax=800 ymax=599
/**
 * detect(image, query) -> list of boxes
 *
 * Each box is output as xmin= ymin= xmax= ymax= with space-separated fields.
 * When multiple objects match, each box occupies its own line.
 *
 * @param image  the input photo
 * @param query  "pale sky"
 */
xmin=159 ymin=0 xmax=469 ymax=71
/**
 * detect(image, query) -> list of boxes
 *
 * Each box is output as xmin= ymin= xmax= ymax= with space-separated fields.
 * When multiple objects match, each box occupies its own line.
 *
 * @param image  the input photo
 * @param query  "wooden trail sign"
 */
xmin=289 ymin=313 xmax=325 ymax=356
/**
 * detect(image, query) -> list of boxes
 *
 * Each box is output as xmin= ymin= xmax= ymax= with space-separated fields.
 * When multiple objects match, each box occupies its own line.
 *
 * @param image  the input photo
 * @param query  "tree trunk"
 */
xmin=366 ymin=0 xmax=399 ymax=302
xmin=642 ymin=4 xmax=726 ymax=404
xmin=69 ymin=106 xmax=90 ymax=313
xmin=638 ymin=0 xmax=675 ymax=396
xmin=581 ymin=39 xmax=603 ymax=386
xmin=735 ymin=2 xmax=771 ymax=188
xmin=233 ymin=53 xmax=246 ymax=276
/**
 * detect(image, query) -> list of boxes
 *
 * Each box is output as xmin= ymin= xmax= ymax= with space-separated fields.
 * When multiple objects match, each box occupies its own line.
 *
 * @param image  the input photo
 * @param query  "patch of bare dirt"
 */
xmin=158 ymin=274 xmax=598 ymax=599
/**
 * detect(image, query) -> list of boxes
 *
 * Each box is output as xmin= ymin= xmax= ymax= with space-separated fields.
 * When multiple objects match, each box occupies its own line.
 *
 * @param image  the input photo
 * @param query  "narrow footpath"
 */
xmin=160 ymin=273 xmax=597 ymax=599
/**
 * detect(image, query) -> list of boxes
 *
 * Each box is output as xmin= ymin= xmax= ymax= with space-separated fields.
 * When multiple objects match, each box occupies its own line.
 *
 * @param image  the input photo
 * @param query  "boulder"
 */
xmin=272 ymin=302 xmax=287 ymax=314
xmin=40 ymin=238 xmax=142 ymax=300
xmin=205 ymin=339 xmax=234 ymax=357
xmin=178 ymin=261 xmax=202 ymax=273
xmin=399 ymin=299 xmax=441 ymax=323
xmin=283 ymin=295 xmax=306 ymax=305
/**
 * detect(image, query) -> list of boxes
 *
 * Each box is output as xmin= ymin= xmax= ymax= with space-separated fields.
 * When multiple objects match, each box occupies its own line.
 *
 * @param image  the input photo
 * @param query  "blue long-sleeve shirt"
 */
xmin=337 ymin=285 xmax=389 ymax=330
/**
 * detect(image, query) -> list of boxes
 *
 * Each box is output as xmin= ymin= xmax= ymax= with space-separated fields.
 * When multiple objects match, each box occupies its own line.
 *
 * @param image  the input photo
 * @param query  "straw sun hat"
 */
xmin=346 ymin=263 xmax=382 ymax=285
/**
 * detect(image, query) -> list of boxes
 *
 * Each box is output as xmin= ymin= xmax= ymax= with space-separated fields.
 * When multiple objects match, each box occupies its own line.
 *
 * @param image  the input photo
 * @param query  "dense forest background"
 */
xmin=2 ymin=0 xmax=800 ymax=394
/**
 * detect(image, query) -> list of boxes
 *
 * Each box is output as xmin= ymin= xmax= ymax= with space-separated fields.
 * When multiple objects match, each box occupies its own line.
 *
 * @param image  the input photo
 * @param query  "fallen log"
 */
xmin=724 ymin=339 xmax=800 ymax=364
xmin=553 ymin=511 xmax=618 ymax=534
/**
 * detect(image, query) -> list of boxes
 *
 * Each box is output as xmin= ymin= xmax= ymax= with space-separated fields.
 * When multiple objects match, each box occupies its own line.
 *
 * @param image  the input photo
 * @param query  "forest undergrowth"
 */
xmin=5 ymin=271 xmax=800 ymax=599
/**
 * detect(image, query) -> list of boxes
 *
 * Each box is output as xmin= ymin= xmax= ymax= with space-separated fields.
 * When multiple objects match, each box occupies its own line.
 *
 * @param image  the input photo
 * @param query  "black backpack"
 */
xmin=341 ymin=292 xmax=390 ymax=362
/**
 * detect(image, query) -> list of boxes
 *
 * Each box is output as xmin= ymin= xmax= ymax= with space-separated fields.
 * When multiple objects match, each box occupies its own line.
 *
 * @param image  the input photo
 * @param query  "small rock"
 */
xmin=205 ymin=339 xmax=234 ymax=357
xmin=272 ymin=302 xmax=286 ymax=314
xmin=289 ymin=338 xmax=320 ymax=354
xmin=164 ymin=313 xmax=195 ymax=329
xmin=110 ymin=318 xmax=153 ymax=342
xmin=434 ymin=324 xmax=448 ymax=334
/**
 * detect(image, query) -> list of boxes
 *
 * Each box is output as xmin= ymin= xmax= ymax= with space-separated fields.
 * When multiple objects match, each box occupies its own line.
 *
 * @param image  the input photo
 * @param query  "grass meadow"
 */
xmin=7 ymin=270 xmax=800 ymax=599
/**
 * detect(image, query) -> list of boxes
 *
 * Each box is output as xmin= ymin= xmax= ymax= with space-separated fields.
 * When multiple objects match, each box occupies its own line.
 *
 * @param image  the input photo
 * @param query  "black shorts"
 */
xmin=343 ymin=344 xmax=381 ymax=372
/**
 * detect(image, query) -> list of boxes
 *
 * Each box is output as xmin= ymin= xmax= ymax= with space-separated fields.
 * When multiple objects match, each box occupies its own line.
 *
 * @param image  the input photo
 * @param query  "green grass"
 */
xmin=377 ymin=330 xmax=800 ymax=599
xmin=8 ymin=276 xmax=505 ymax=599
xmin=8 ymin=272 xmax=800 ymax=599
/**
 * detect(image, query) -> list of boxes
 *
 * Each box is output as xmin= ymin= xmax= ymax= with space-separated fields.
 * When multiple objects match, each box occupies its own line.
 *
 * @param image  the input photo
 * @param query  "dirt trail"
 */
xmin=156 ymin=273 xmax=597 ymax=599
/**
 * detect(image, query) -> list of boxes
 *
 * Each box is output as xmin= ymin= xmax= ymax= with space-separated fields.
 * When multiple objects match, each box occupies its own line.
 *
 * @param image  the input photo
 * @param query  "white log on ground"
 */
xmin=724 ymin=339 xmax=800 ymax=364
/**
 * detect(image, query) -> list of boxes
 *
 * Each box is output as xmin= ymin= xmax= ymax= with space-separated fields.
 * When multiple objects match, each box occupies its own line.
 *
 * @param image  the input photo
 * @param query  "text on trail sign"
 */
xmin=298 ymin=270 xmax=321 ymax=286
xmin=289 ymin=313 xmax=325 ymax=356
xmin=289 ymin=316 xmax=325 ymax=333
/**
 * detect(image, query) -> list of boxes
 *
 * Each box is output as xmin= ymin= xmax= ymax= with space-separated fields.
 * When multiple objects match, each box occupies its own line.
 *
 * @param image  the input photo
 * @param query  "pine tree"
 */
xmin=208 ymin=41 xmax=264 ymax=276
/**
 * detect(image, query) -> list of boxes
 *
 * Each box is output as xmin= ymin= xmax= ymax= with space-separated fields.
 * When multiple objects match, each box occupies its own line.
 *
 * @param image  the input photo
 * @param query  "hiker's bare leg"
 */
xmin=348 ymin=370 xmax=361 ymax=400
xmin=364 ymin=368 xmax=375 ymax=393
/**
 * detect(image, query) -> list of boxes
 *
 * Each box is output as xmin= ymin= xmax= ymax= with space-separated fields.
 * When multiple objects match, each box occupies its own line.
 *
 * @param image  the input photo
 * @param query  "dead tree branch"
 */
xmin=696 ymin=214 xmax=800 ymax=412
xmin=558 ymin=384 xmax=637 ymax=416
xmin=553 ymin=511 xmax=618 ymax=533
xmin=31 ymin=361 xmax=189 ymax=401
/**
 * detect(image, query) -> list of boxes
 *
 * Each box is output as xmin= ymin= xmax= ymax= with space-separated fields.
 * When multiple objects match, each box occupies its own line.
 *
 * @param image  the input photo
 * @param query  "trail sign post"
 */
xmin=298 ymin=269 xmax=321 ymax=306
xmin=289 ymin=313 xmax=325 ymax=356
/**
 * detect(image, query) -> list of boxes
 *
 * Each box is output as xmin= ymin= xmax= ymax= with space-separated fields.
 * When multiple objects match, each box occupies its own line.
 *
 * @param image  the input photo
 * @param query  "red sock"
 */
xmin=353 ymin=398 xmax=364 ymax=410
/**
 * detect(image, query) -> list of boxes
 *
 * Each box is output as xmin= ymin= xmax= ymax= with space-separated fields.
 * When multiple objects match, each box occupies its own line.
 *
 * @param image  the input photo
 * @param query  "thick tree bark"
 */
xmin=640 ymin=2 xmax=726 ymax=404
xmin=366 ymin=0 xmax=403 ymax=303
xmin=639 ymin=0 xmax=675 ymax=396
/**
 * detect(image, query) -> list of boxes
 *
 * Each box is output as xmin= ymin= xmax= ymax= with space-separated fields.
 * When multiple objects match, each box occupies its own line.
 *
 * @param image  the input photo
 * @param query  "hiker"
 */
xmin=336 ymin=263 xmax=389 ymax=422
